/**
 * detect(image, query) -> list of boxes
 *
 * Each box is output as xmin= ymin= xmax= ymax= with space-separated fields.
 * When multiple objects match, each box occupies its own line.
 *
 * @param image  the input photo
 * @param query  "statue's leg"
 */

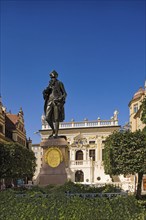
xmin=54 ymin=121 xmax=59 ymax=137
xmin=48 ymin=121 xmax=55 ymax=137
xmin=54 ymin=105 xmax=59 ymax=137
xmin=46 ymin=103 xmax=55 ymax=137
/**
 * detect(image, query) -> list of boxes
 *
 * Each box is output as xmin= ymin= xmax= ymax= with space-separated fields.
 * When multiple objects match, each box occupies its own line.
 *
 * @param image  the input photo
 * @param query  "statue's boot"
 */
xmin=49 ymin=130 xmax=55 ymax=138
xmin=54 ymin=134 xmax=58 ymax=138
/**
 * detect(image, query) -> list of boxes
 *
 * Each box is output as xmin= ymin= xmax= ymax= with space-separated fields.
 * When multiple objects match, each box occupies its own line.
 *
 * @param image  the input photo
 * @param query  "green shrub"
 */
xmin=0 ymin=188 xmax=145 ymax=220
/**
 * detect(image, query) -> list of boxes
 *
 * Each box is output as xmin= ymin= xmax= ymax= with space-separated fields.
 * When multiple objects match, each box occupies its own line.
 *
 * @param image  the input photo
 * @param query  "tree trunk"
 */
xmin=136 ymin=172 xmax=143 ymax=199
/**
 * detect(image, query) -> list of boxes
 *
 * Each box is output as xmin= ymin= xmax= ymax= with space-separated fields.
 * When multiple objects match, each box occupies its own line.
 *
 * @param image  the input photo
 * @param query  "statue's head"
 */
xmin=50 ymin=70 xmax=58 ymax=79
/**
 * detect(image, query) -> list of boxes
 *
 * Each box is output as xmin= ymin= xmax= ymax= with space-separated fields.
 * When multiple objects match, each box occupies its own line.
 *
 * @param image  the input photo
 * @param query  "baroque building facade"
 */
xmin=129 ymin=82 xmax=146 ymax=132
xmin=41 ymin=110 xmax=120 ymax=185
xmin=33 ymin=111 xmax=132 ymax=190
xmin=32 ymin=81 xmax=146 ymax=193
xmin=0 ymin=97 xmax=31 ymax=148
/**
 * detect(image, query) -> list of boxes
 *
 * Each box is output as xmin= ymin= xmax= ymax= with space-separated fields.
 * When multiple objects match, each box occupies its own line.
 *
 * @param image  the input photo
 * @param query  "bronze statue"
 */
xmin=43 ymin=70 xmax=67 ymax=138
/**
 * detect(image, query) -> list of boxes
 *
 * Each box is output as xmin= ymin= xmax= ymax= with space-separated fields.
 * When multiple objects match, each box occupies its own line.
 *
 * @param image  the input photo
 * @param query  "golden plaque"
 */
xmin=45 ymin=147 xmax=63 ymax=168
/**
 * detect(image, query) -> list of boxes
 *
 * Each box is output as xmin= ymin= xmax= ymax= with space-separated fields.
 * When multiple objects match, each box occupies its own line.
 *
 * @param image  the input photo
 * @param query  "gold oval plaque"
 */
xmin=45 ymin=147 xmax=63 ymax=168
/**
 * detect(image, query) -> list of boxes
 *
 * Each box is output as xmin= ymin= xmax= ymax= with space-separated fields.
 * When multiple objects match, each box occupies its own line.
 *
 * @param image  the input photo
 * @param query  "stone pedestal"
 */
xmin=38 ymin=136 xmax=69 ymax=186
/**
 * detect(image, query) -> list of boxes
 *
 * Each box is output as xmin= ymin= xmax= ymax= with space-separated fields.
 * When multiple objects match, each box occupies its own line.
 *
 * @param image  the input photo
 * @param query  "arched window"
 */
xmin=75 ymin=150 xmax=83 ymax=160
xmin=75 ymin=170 xmax=84 ymax=182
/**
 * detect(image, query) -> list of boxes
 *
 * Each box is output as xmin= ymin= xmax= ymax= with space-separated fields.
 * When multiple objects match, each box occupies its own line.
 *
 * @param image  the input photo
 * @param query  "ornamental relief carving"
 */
xmin=45 ymin=147 xmax=63 ymax=168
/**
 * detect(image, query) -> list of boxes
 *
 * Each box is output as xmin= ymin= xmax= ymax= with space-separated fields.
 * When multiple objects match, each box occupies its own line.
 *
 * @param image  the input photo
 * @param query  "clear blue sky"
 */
xmin=1 ymin=0 xmax=146 ymax=143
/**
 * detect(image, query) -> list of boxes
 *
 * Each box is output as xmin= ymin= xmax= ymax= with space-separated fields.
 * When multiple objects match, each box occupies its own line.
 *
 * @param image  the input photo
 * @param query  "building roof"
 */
xmin=133 ymin=87 xmax=145 ymax=100
xmin=128 ymin=85 xmax=146 ymax=106
xmin=6 ymin=114 xmax=19 ymax=125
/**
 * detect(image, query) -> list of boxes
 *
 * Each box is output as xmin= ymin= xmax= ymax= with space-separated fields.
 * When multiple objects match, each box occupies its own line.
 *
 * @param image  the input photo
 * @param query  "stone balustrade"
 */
xmin=42 ymin=119 xmax=118 ymax=130
xmin=69 ymin=160 xmax=102 ymax=168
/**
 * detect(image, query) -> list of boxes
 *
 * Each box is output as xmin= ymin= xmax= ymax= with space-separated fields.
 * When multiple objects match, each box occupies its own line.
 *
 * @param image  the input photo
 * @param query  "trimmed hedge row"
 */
xmin=0 ymin=189 xmax=145 ymax=220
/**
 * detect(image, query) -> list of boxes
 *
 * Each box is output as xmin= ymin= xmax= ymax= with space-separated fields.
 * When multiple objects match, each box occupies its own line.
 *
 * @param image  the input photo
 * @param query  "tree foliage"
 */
xmin=103 ymin=130 xmax=146 ymax=198
xmin=0 ymin=143 xmax=36 ymax=180
xmin=104 ymin=130 xmax=146 ymax=175
xmin=141 ymin=95 xmax=146 ymax=135
xmin=141 ymin=95 xmax=146 ymax=125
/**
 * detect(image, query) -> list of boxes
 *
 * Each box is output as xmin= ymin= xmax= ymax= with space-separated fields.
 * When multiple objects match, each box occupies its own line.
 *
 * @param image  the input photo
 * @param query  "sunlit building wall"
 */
xmin=128 ymin=81 xmax=146 ymax=193
xmin=32 ymin=111 xmax=133 ymax=191
xmin=129 ymin=82 xmax=146 ymax=132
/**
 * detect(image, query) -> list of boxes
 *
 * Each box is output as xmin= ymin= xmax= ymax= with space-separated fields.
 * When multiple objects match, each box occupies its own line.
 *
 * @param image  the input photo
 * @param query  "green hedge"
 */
xmin=24 ymin=181 xmax=123 ymax=194
xmin=0 ymin=189 xmax=145 ymax=220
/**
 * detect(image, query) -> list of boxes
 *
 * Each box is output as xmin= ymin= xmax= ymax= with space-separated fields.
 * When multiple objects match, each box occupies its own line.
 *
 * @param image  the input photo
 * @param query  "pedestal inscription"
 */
xmin=39 ymin=137 xmax=68 ymax=186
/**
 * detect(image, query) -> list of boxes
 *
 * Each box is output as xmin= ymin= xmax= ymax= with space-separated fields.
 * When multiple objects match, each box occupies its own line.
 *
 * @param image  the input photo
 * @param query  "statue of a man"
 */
xmin=43 ymin=70 xmax=67 ymax=138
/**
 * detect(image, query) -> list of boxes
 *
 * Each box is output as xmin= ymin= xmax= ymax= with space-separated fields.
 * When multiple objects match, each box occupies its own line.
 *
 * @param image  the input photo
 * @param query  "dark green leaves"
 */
xmin=103 ymin=130 xmax=146 ymax=175
xmin=103 ymin=130 xmax=146 ymax=198
xmin=141 ymin=95 xmax=146 ymax=125
xmin=0 ymin=189 xmax=145 ymax=220
xmin=0 ymin=143 xmax=36 ymax=179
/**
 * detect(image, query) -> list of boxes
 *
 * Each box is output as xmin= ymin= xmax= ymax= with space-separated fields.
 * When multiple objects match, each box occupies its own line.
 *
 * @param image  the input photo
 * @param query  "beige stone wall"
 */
xmin=36 ymin=125 xmax=120 ymax=184
xmin=129 ymin=87 xmax=146 ymax=132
